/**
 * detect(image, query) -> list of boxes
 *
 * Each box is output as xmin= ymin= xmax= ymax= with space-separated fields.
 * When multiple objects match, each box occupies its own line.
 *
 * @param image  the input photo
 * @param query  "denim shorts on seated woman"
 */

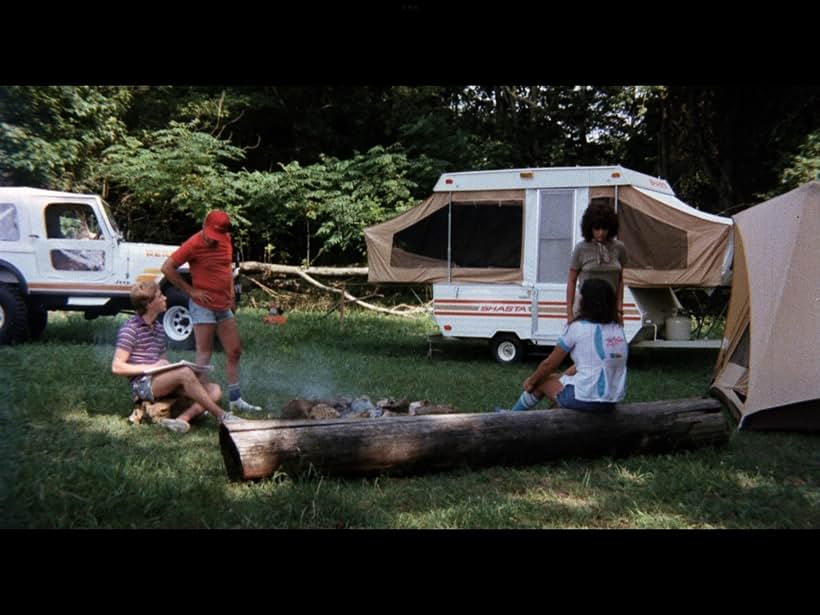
xmin=131 ymin=374 xmax=155 ymax=403
xmin=556 ymin=384 xmax=615 ymax=413
xmin=189 ymin=298 xmax=234 ymax=324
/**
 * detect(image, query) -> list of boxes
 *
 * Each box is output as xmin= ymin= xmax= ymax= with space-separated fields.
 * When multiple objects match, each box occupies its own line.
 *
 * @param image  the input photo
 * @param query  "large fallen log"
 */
xmin=219 ymin=397 xmax=729 ymax=480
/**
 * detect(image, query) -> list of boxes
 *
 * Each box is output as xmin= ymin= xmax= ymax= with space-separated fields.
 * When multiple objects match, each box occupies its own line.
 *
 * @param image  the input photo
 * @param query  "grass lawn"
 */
xmin=0 ymin=308 xmax=817 ymax=528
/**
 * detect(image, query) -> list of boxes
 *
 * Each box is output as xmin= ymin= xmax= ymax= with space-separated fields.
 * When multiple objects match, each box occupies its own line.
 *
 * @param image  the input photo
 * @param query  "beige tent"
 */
xmin=711 ymin=181 xmax=820 ymax=431
xmin=365 ymin=182 xmax=732 ymax=287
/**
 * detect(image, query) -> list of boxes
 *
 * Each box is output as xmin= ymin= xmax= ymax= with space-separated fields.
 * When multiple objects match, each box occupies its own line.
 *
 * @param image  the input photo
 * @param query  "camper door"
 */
xmin=531 ymin=188 xmax=581 ymax=339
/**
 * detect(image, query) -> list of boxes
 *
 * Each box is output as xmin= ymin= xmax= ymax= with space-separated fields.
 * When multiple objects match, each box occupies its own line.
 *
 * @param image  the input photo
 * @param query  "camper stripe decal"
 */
xmin=434 ymin=300 xmax=641 ymax=321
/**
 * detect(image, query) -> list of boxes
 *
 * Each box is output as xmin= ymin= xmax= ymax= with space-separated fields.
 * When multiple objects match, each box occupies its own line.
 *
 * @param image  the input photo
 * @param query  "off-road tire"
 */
xmin=0 ymin=285 xmax=30 ymax=345
xmin=27 ymin=305 xmax=48 ymax=340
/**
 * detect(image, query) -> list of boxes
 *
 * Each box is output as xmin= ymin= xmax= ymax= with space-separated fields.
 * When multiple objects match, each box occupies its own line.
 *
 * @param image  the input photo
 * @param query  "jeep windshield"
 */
xmin=100 ymin=198 xmax=123 ymax=239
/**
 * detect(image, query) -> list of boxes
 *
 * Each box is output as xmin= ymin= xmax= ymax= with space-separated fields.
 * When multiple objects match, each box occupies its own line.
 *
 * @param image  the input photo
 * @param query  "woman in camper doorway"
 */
xmin=566 ymin=201 xmax=627 ymax=325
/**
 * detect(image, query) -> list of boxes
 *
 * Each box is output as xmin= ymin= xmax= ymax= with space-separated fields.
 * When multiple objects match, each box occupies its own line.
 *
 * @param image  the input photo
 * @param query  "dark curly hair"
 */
xmin=578 ymin=278 xmax=618 ymax=324
xmin=580 ymin=202 xmax=619 ymax=241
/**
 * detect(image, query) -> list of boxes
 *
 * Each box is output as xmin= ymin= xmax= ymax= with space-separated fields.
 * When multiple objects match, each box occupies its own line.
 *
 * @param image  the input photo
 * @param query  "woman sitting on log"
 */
xmin=499 ymin=278 xmax=628 ymax=413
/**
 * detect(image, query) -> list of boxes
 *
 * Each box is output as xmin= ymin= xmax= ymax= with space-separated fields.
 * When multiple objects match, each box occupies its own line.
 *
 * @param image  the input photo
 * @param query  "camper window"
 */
xmin=452 ymin=201 xmax=522 ymax=267
xmin=537 ymin=189 xmax=574 ymax=283
xmin=392 ymin=199 xmax=523 ymax=268
xmin=393 ymin=206 xmax=449 ymax=263
xmin=618 ymin=202 xmax=687 ymax=271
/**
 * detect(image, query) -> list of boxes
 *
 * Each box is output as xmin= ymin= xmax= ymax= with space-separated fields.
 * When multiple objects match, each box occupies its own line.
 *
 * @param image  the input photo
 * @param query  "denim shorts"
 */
xmin=131 ymin=375 xmax=155 ymax=403
xmin=189 ymin=298 xmax=234 ymax=325
xmin=556 ymin=384 xmax=615 ymax=413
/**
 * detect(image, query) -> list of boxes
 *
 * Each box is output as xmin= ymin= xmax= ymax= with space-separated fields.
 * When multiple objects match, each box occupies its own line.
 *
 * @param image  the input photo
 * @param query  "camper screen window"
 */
xmin=618 ymin=202 xmax=687 ymax=270
xmin=392 ymin=201 xmax=522 ymax=268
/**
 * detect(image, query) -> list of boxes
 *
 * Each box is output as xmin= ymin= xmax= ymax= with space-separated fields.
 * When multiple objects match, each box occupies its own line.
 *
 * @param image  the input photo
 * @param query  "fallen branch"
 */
xmin=322 ymin=293 xmax=383 ymax=318
xmin=244 ymin=274 xmax=286 ymax=299
xmin=241 ymin=262 xmax=424 ymax=318
xmin=240 ymin=262 xmax=368 ymax=276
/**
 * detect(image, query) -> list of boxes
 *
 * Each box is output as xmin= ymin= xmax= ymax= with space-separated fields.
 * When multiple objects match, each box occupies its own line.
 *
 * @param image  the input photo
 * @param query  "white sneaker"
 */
xmin=220 ymin=411 xmax=244 ymax=424
xmin=229 ymin=398 xmax=262 ymax=413
xmin=159 ymin=418 xmax=191 ymax=433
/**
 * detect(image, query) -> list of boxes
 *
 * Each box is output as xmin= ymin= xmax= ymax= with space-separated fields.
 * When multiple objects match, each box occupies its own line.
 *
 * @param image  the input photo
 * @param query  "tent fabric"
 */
xmin=711 ymin=181 xmax=820 ymax=431
xmin=365 ymin=190 xmax=525 ymax=283
xmin=590 ymin=186 xmax=733 ymax=287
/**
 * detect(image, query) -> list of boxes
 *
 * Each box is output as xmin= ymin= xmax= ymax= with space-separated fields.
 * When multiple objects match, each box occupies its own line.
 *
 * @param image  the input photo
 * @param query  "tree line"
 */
xmin=1 ymin=85 xmax=818 ymax=265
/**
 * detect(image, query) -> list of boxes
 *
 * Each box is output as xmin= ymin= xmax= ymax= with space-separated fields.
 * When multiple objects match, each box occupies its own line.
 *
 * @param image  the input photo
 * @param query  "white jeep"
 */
xmin=0 ymin=187 xmax=204 ymax=346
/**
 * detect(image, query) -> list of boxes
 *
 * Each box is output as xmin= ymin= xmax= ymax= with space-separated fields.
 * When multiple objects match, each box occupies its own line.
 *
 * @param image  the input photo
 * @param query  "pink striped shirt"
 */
xmin=115 ymin=314 xmax=167 ymax=381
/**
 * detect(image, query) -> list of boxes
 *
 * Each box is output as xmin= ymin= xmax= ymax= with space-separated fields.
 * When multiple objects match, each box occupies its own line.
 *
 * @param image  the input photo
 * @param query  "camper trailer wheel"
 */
xmin=491 ymin=334 xmax=524 ymax=364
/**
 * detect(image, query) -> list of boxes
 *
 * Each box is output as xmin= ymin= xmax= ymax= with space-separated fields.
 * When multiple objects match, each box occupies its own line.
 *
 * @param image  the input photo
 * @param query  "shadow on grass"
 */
xmin=273 ymin=428 xmax=819 ymax=529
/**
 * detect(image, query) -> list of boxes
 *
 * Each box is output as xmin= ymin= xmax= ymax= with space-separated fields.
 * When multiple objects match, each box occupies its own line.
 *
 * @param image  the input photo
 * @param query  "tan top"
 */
xmin=570 ymin=238 xmax=627 ymax=292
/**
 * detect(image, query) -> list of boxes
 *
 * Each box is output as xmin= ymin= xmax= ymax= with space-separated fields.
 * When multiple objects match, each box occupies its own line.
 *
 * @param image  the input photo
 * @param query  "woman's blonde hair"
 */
xmin=130 ymin=280 xmax=160 ymax=315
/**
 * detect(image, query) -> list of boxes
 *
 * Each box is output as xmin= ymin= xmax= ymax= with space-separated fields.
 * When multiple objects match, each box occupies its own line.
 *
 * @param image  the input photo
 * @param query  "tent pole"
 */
xmin=614 ymin=185 xmax=619 ymax=212
xmin=447 ymin=192 xmax=453 ymax=283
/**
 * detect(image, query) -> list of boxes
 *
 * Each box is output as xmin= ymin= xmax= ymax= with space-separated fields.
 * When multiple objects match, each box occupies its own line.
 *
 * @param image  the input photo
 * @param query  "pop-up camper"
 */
xmin=365 ymin=166 xmax=734 ymax=362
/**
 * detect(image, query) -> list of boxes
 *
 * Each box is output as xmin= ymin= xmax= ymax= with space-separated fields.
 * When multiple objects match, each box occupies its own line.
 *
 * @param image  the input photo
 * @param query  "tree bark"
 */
xmin=219 ymin=398 xmax=729 ymax=480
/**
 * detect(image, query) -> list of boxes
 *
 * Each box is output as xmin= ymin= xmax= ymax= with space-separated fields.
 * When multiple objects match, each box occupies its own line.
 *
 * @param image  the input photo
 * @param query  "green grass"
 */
xmin=1 ymin=309 xmax=817 ymax=528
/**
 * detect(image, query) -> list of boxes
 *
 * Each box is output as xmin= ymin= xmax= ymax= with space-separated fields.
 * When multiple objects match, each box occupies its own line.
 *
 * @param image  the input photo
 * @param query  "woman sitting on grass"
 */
xmin=500 ymin=278 xmax=628 ymax=413
xmin=111 ymin=280 xmax=242 ymax=433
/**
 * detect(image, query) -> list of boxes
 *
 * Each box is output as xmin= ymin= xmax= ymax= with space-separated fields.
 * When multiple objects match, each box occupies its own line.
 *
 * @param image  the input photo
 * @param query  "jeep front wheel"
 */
xmin=162 ymin=304 xmax=195 ymax=349
xmin=27 ymin=305 xmax=48 ymax=340
xmin=0 ymin=285 xmax=29 ymax=345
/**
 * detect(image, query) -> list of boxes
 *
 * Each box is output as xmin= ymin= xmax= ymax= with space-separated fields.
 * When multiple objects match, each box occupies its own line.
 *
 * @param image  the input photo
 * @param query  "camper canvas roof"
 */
xmin=433 ymin=165 xmax=676 ymax=196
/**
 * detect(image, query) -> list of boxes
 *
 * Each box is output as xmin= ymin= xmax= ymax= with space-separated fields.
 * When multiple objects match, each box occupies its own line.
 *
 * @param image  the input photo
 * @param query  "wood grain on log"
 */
xmin=219 ymin=397 xmax=729 ymax=480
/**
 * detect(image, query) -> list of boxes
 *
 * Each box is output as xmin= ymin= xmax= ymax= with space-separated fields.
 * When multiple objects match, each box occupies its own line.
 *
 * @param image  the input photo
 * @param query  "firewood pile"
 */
xmin=128 ymin=398 xmax=177 ymax=424
xmin=279 ymin=396 xmax=457 ymax=420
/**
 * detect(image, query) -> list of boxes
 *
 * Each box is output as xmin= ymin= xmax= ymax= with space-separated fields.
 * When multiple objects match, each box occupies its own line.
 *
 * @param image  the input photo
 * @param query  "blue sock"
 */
xmin=228 ymin=383 xmax=241 ymax=402
xmin=511 ymin=391 xmax=540 ymax=412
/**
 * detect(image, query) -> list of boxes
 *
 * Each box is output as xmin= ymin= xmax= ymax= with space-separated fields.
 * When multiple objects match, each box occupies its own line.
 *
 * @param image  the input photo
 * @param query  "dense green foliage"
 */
xmin=778 ymin=129 xmax=820 ymax=191
xmin=0 ymin=85 xmax=130 ymax=192
xmin=1 ymin=310 xmax=817 ymax=529
xmin=2 ymin=85 xmax=819 ymax=261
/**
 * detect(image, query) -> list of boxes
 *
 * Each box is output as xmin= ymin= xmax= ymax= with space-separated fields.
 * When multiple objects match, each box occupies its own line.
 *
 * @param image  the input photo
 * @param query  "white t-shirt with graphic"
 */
xmin=557 ymin=320 xmax=628 ymax=402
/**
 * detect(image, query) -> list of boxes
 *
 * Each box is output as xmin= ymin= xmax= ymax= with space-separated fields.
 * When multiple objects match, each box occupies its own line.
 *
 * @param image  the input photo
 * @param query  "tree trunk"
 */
xmin=219 ymin=398 xmax=729 ymax=480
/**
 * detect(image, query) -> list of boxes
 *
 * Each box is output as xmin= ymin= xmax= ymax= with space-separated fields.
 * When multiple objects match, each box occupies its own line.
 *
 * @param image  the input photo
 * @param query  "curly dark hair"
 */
xmin=578 ymin=278 xmax=618 ymax=324
xmin=580 ymin=202 xmax=619 ymax=241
